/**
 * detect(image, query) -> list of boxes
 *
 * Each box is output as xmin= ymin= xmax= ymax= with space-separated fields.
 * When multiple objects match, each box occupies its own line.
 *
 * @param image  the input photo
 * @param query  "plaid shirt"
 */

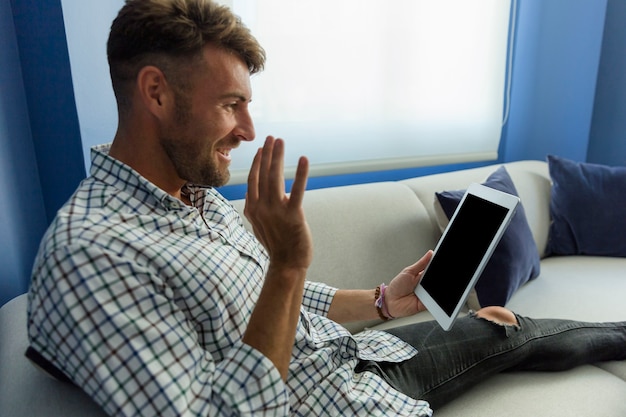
xmin=27 ymin=145 xmax=432 ymax=417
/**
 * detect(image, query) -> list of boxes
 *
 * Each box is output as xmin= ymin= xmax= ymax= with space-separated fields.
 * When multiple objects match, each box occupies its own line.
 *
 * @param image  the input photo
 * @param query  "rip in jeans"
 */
xmin=469 ymin=310 xmax=521 ymax=337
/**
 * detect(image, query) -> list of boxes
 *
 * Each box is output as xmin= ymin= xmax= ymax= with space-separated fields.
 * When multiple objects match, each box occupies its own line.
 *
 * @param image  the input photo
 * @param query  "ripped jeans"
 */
xmin=355 ymin=313 xmax=626 ymax=410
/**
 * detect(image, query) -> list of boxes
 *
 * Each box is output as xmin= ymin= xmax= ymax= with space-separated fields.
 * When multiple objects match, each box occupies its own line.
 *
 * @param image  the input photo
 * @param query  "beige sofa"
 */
xmin=1 ymin=160 xmax=625 ymax=416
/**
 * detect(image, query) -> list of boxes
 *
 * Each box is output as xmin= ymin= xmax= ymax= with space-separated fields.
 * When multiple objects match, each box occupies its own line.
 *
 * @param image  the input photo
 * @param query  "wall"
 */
xmin=0 ymin=0 xmax=48 ymax=306
xmin=60 ymin=0 xmax=122 ymax=170
xmin=11 ymin=0 xmax=86 ymax=222
xmin=588 ymin=0 xmax=626 ymax=166
xmin=497 ymin=0 xmax=607 ymax=163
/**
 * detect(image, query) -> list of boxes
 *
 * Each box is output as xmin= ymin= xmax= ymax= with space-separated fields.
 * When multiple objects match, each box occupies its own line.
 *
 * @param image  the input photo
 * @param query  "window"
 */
xmin=221 ymin=0 xmax=513 ymax=183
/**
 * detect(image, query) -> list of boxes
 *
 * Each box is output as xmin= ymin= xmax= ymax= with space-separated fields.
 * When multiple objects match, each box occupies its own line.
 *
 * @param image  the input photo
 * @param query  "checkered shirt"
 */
xmin=27 ymin=145 xmax=432 ymax=416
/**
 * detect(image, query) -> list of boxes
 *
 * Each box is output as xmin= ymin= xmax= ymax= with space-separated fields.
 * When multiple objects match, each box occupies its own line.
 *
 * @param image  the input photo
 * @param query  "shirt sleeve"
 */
xmin=27 ymin=244 xmax=289 ymax=417
xmin=301 ymin=281 xmax=338 ymax=316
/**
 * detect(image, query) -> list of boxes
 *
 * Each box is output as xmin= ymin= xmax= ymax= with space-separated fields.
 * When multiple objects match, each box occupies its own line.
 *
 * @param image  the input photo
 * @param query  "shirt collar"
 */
xmin=89 ymin=143 xmax=207 ymax=212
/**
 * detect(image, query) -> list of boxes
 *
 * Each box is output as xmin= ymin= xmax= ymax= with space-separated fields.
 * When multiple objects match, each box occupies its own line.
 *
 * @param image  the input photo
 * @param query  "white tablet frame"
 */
xmin=414 ymin=183 xmax=520 ymax=331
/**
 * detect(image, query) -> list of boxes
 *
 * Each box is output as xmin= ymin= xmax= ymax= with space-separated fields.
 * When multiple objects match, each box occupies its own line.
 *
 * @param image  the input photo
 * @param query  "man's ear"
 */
xmin=136 ymin=65 xmax=172 ymax=119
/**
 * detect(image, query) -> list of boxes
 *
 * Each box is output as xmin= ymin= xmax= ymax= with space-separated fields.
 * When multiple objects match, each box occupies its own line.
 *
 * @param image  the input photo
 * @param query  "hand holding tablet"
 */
xmin=414 ymin=183 xmax=519 ymax=331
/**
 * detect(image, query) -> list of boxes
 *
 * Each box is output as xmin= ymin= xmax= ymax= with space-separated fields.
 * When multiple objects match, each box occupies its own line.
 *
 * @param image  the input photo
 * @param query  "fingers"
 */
xmin=246 ymin=148 xmax=262 ymax=203
xmin=247 ymin=136 xmax=281 ymax=205
xmin=289 ymin=156 xmax=309 ymax=209
xmin=415 ymin=250 xmax=434 ymax=268
xmin=243 ymin=136 xmax=313 ymax=270
xmin=420 ymin=249 xmax=434 ymax=266
xmin=257 ymin=136 xmax=288 ymax=200
xmin=258 ymin=136 xmax=276 ymax=201
xmin=247 ymin=136 xmax=309 ymax=205
xmin=405 ymin=250 xmax=434 ymax=276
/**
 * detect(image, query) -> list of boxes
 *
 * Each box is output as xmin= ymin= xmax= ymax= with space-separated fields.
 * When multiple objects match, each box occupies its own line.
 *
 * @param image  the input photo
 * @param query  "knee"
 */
xmin=475 ymin=306 xmax=519 ymax=326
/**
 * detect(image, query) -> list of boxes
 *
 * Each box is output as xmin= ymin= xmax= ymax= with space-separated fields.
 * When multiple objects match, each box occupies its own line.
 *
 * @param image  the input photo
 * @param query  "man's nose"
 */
xmin=234 ymin=108 xmax=255 ymax=142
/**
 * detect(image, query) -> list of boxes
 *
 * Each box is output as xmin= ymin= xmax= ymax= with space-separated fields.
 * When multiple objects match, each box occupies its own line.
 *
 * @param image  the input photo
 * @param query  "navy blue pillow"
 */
xmin=435 ymin=166 xmax=540 ymax=307
xmin=546 ymin=155 xmax=626 ymax=257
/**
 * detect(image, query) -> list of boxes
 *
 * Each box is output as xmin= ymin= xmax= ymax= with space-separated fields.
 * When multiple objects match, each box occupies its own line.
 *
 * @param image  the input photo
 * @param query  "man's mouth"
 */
xmin=217 ymin=147 xmax=233 ymax=162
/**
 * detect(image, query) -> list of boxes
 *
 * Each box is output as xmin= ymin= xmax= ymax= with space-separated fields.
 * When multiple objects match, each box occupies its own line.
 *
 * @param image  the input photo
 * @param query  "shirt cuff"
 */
xmin=214 ymin=342 xmax=290 ymax=415
xmin=302 ymin=281 xmax=337 ymax=316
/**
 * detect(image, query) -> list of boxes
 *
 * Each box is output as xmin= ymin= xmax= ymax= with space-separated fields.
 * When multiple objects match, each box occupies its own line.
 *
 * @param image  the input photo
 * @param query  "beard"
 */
xmin=159 ymin=92 xmax=231 ymax=188
xmin=162 ymin=140 xmax=231 ymax=188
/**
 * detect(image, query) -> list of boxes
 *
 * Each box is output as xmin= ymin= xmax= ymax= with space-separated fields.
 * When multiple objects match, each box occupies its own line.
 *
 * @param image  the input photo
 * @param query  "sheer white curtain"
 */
xmin=222 ymin=0 xmax=512 ymax=183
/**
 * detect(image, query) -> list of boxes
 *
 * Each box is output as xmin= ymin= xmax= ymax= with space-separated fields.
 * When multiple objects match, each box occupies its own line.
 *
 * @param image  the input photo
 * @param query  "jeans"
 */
xmin=356 ymin=313 xmax=626 ymax=410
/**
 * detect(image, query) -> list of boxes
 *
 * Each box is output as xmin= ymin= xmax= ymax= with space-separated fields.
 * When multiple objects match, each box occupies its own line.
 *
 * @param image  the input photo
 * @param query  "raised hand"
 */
xmin=244 ymin=136 xmax=313 ymax=272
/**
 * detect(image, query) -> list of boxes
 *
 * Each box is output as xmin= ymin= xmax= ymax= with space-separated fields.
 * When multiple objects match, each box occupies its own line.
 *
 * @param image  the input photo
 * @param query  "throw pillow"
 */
xmin=546 ymin=155 xmax=626 ymax=257
xmin=435 ymin=166 xmax=540 ymax=307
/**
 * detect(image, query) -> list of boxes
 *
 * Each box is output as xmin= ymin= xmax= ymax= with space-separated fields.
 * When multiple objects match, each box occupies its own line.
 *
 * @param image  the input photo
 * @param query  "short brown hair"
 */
xmin=107 ymin=0 xmax=265 ymax=111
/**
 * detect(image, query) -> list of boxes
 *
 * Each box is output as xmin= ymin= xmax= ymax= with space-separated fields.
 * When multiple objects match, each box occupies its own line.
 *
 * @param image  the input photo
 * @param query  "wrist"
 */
xmin=374 ymin=284 xmax=395 ymax=321
xmin=265 ymin=264 xmax=307 ymax=290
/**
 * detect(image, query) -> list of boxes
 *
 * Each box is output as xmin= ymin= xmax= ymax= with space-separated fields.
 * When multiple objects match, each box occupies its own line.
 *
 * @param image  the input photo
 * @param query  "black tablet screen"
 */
xmin=420 ymin=194 xmax=508 ymax=315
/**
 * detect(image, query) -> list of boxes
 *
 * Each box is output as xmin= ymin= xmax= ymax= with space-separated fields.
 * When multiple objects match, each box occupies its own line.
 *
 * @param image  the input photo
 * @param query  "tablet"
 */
xmin=414 ymin=183 xmax=520 ymax=331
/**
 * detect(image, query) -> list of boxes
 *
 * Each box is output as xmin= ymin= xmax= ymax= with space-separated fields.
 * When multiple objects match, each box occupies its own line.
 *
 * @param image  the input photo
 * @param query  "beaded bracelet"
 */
xmin=374 ymin=283 xmax=395 ymax=321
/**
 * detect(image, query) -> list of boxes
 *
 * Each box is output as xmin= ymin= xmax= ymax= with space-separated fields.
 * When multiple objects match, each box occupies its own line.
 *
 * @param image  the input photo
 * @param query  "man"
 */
xmin=26 ymin=1 xmax=626 ymax=416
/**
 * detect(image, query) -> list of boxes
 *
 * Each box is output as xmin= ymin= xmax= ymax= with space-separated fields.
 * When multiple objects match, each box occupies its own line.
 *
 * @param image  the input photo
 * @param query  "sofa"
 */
xmin=1 ymin=158 xmax=625 ymax=416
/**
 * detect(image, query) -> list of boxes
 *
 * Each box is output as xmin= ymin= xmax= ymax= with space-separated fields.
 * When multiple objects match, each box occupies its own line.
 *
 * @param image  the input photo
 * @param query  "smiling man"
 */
xmin=107 ymin=30 xmax=257 ymax=193
xmin=25 ymin=1 xmax=626 ymax=416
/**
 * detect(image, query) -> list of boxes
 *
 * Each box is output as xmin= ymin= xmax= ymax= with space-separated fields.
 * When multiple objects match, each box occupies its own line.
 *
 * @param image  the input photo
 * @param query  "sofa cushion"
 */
xmin=0 ymin=295 xmax=108 ymax=417
xmin=546 ymin=155 xmax=626 ymax=257
xmin=435 ymin=166 xmax=540 ymax=307
xmin=434 ymin=366 xmax=626 ymax=417
xmin=506 ymin=256 xmax=626 ymax=322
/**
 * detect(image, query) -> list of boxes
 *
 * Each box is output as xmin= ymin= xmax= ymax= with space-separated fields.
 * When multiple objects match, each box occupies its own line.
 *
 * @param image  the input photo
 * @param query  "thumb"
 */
xmin=404 ymin=250 xmax=433 ymax=276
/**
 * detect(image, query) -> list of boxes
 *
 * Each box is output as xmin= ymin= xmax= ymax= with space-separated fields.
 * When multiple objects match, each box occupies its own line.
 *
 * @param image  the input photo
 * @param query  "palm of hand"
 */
xmin=385 ymin=251 xmax=433 ymax=318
